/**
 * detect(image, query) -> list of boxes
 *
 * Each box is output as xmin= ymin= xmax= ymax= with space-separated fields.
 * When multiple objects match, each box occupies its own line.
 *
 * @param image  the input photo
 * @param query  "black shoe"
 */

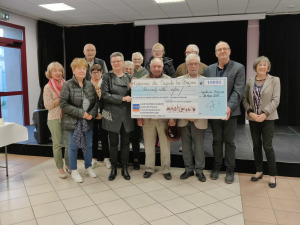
xmin=133 ymin=161 xmax=140 ymax=170
xmin=180 ymin=171 xmax=194 ymax=180
xmin=163 ymin=173 xmax=172 ymax=180
xmin=117 ymin=163 xmax=122 ymax=168
xmin=210 ymin=169 xmax=220 ymax=180
xmin=225 ymin=171 xmax=234 ymax=184
xmin=196 ymin=173 xmax=206 ymax=182
xmin=251 ymin=173 xmax=263 ymax=182
xmin=121 ymin=165 xmax=131 ymax=180
xmin=143 ymin=171 xmax=152 ymax=178
xmin=108 ymin=165 xmax=117 ymax=181
xmin=269 ymin=177 xmax=277 ymax=188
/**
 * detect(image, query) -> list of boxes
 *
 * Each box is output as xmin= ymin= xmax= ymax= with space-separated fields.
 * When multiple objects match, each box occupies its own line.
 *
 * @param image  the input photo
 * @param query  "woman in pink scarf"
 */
xmin=43 ymin=62 xmax=69 ymax=178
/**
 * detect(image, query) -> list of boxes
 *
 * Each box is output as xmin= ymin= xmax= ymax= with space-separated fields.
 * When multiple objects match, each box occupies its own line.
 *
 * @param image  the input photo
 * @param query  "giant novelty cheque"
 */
xmin=131 ymin=77 xmax=227 ymax=119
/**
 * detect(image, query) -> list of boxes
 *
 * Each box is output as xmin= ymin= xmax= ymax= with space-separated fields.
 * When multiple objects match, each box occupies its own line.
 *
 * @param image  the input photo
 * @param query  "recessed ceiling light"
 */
xmin=288 ymin=4 xmax=295 ymax=8
xmin=39 ymin=3 xmax=75 ymax=12
xmin=155 ymin=0 xmax=185 ymax=4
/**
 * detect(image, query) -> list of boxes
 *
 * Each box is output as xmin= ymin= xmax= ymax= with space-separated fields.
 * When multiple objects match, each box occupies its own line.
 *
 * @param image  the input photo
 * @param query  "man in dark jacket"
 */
xmin=203 ymin=41 xmax=245 ymax=184
xmin=83 ymin=43 xmax=108 ymax=81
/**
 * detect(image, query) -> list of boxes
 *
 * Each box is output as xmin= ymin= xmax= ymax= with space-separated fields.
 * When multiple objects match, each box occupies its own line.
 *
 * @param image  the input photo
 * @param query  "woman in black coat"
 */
xmin=101 ymin=52 xmax=134 ymax=181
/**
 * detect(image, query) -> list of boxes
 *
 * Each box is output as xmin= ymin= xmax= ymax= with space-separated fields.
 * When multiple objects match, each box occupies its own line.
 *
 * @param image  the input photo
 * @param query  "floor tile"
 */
xmin=204 ymin=186 xmax=237 ymax=201
xmin=161 ymin=197 xmax=196 ymax=214
xmin=98 ymin=199 xmax=132 ymax=216
xmin=0 ymin=188 xmax=27 ymax=201
xmin=270 ymin=197 xmax=300 ymax=212
xmin=147 ymin=188 xmax=180 ymax=203
xmin=222 ymin=196 xmax=243 ymax=212
xmin=51 ymin=180 xmax=79 ymax=190
xmin=243 ymin=206 xmax=277 ymax=224
xmin=221 ymin=213 xmax=244 ymax=225
xmin=275 ymin=209 xmax=300 ymax=225
xmin=62 ymin=195 xmax=94 ymax=211
xmin=136 ymin=180 xmax=165 ymax=193
xmin=68 ymin=205 xmax=104 ymax=224
xmin=267 ymin=187 xmax=297 ymax=200
xmin=36 ymin=212 xmax=74 ymax=225
xmin=114 ymin=184 xmax=144 ymax=198
xmin=150 ymin=215 xmax=187 ymax=225
xmin=0 ymin=196 xmax=30 ymax=212
xmin=29 ymin=191 xmax=60 ymax=206
xmin=184 ymin=191 xmax=218 ymax=207
xmin=169 ymin=183 xmax=200 ymax=196
xmin=32 ymin=200 xmax=66 ymax=218
xmin=26 ymin=183 xmax=54 ymax=196
xmin=124 ymin=193 xmax=157 ymax=209
xmin=189 ymin=180 xmax=219 ymax=191
xmin=244 ymin=221 xmax=277 ymax=225
xmin=177 ymin=208 xmax=218 ymax=225
xmin=0 ymin=207 xmax=35 ymax=225
xmin=107 ymin=210 xmax=146 ymax=225
xmin=23 ymin=175 xmax=49 ymax=187
xmin=136 ymin=203 xmax=173 ymax=222
xmin=79 ymin=217 xmax=112 ymax=225
xmin=14 ymin=219 xmax=38 ymax=225
xmin=81 ymin=181 xmax=110 ymax=194
xmin=201 ymin=202 xmax=240 ymax=220
xmin=0 ymin=179 xmax=25 ymax=191
xmin=56 ymin=186 xmax=86 ymax=200
xmin=104 ymin=178 xmax=132 ymax=189
xmin=89 ymin=189 xmax=120 ymax=204
xmin=241 ymin=195 xmax=272 ymax=209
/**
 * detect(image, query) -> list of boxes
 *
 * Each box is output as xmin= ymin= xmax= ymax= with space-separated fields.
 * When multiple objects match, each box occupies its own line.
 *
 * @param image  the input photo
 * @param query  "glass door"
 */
xmin=0 ymin=22 xmax=29 ymax=125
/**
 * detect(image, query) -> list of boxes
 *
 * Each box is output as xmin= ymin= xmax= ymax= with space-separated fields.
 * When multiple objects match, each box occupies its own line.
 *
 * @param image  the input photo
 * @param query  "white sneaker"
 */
xmin=85 ymin=166 xmax=97 ymax=178
xmin=104 ymin=158 xmax=111 ymax=169
xmin=92 ymin=159 xmax=98 ymax=169
xmin=71 ymin=170 xmax=83 ymax=183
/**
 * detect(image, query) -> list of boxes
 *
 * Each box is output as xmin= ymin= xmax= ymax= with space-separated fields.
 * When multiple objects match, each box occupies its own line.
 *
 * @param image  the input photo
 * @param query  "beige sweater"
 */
xmin=43 ymin=84 xmax=61 ymax=120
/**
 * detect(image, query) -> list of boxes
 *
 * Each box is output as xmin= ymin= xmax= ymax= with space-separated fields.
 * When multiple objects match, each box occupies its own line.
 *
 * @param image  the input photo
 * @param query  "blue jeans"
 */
xmin=68 ymin=129 xmax=93 ymax=170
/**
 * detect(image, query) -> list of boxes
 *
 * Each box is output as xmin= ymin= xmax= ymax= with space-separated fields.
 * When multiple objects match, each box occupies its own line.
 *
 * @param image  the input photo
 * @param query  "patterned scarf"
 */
xmin=73 ymin=119 xmax=89 ymax=154
xmin=48 ymin=78 xmax=65 ymax=98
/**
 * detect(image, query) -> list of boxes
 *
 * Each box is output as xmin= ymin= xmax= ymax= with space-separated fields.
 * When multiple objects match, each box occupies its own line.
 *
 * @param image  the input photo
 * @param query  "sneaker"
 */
xmin=225 ymin=171 xmax=234 ymax=184
xmin=210 ymin=169 xmax=220 ymax=180
xmin=92 ymin=159 xmax=98 ymax=169
xmin=71 ymin=170 xmax=83 ymax=183
xmin=85 ymin=166 xmax=97 ymax=178
xmin=104 ymin=158 xmax=111 ymax=169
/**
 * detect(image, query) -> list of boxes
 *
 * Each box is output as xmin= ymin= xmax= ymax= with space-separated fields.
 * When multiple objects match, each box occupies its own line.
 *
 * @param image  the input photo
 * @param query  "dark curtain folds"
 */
xmin=259 ymin=15 xmax=300 ymax=126
xmin=159 ymin=21 xmax=248 ymax=123
xmin=64 ymin=23 xmax=145 ymax=79
xmin=37 ymin=20 xmax=64 ymax=109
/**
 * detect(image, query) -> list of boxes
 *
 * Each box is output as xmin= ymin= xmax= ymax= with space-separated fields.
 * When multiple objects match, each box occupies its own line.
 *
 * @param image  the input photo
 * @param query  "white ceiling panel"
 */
xmin=246 ymin=0 xmax=280 ymax=13
xmin=158 ymin=2 xmax=192 ymax=17
xmin=273 ymin=0 xmax=300 ymax=13
xmin=218 ymin=0 xmax=249 ymax=15
xmin=187 ymin=0 xmax=218 ymax=16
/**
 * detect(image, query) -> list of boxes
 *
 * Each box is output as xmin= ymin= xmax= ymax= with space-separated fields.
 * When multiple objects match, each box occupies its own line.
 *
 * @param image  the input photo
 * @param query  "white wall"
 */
xmin=3 ymin=10 xmax=39 ymax=125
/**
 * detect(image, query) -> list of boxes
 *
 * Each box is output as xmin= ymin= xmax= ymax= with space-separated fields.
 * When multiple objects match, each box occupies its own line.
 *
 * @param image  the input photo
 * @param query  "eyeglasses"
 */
xmin=216 ymin=47 xmax=230 ymax=52
xmin=153 ymin=49 xmax=163 ymax=53
xmin=92 ymin=71 xmax=101 ymax=74
xmin=187 ymin=63 xmax=199 ymax=67
xmin=111 ymin=60 xmax=123 ymax=64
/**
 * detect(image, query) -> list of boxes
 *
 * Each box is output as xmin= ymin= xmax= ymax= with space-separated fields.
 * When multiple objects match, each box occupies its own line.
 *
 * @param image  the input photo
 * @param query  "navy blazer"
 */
xmin=203 ymin=60 xmax=245 ymax=116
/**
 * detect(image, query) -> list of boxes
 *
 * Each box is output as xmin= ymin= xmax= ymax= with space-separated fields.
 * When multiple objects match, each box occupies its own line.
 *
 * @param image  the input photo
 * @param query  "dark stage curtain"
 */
xmin=259 ymin=15 xmax=300 ymax=126
xmin=64 ymin=23 xmax=145 ymax=79
xmin=37 ymin=20 xmax=64 ymax=109
xmin=159 ymin=21 xmax=248 ymax=123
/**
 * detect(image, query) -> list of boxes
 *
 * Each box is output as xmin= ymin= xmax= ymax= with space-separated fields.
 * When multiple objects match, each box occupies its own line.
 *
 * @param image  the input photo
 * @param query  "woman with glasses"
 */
xmin=145 ymin=43 xmax=175 ymax=77
xmin=101 ymin=52 xmax=134 ymax=181
xmin=243 ymin=56 xmax=280 ymax=188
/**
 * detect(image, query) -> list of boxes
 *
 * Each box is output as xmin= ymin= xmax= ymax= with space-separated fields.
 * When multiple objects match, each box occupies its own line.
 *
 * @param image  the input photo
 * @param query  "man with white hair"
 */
xmin=138 ymin=58 xmax=176 ymax=180
xmin=177 ymin=54 xmax=208 ymax=182
xmin=83 ymin=43 xmax=108 ymax=80
xmin=132 ymin=52 xmax=148 ymax=78
xmin=175 ymin=44 xmax=207 ymax=77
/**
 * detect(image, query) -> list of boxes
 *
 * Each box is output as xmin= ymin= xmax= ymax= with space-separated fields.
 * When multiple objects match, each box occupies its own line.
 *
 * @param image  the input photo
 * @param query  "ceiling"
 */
xmin=0 ymin=0 xmax=299 ymax=26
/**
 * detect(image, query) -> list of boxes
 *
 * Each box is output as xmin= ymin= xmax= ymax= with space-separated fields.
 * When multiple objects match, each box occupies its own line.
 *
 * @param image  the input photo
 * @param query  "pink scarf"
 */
xmin=48 ymin=78 xmax=65 ymax=98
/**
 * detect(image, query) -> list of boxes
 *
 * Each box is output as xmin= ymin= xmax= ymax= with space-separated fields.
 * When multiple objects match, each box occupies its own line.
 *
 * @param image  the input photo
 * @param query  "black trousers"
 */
xmin=129 ymin=119 xmax=141 ymax=160
xmin=108 ymin=124 xmax=130 ymax=165
xmin=249 ymin=120 xmax=277 ymax=176
xmin=92 ymin=119 xmax=110 ymax=160
xmin=210 ymin=116 xmax=238 ymax=172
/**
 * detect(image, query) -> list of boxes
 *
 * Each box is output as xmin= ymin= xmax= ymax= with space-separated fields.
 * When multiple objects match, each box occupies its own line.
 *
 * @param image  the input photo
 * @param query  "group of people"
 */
xmin=43 ymin=41 xmax=280 ymax=188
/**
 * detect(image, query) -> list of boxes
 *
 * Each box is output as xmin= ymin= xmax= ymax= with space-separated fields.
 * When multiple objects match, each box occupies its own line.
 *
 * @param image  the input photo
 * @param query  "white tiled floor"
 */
xmin=0 ymin=158 xmax=243 ymax=225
